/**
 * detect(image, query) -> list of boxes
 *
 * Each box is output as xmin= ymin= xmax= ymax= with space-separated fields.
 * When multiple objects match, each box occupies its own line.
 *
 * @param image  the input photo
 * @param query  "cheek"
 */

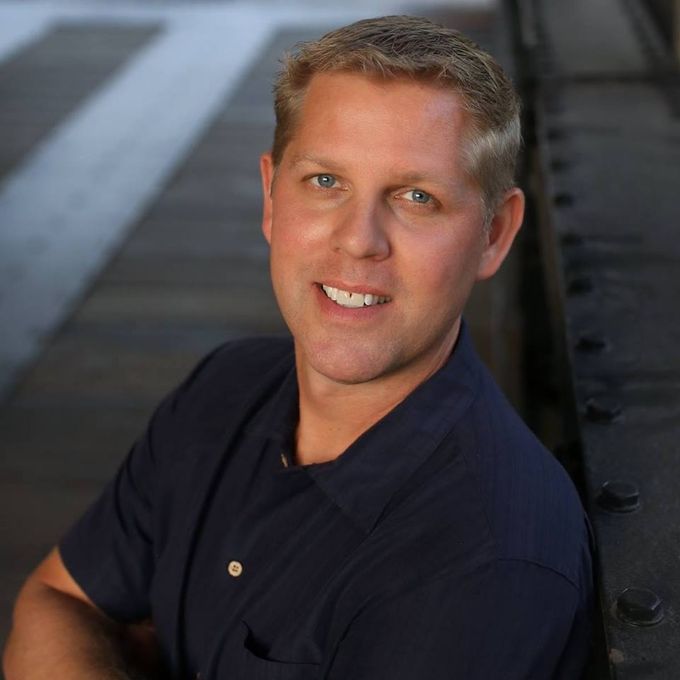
xmin=271 ymin=196 xmax=328 ymax=252
xmin=401 ymin=228 xmax=483 ymax=290
xmin=269 ymin=208 xmax=324 ymax=289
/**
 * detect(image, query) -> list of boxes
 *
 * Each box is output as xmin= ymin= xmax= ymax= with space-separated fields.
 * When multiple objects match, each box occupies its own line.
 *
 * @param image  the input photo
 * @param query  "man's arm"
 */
xmin=3 ymin=547 xmax=162 ymax=680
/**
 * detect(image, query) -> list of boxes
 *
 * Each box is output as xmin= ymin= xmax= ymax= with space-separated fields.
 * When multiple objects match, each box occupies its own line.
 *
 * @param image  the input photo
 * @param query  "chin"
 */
xmin=312 ymin=357 xmax=387 ymax=386
xmin=302 ymin=342 xmax=395 ymax=386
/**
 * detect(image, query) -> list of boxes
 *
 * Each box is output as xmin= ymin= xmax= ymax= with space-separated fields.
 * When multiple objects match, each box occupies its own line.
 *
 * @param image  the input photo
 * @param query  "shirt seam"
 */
xmin=492 ymin=556 xmax=581 ymax=592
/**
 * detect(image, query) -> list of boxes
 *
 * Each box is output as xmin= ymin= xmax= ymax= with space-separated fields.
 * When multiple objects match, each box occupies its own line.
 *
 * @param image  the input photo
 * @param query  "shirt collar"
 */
xmin=246 ymin=357 xmax=298 ymax=448
xmin=248 ymin=321 xmax=481 ymax=534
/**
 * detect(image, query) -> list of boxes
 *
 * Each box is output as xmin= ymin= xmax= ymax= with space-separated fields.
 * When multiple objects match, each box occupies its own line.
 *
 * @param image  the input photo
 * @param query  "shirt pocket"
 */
xmin=238 ymin=621 xmax=321 ymax=680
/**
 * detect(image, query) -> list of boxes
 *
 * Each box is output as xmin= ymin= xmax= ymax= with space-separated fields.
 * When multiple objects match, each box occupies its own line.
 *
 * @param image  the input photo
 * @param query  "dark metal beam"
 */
xmin=511 ymin=0 xmax=680 ymax=676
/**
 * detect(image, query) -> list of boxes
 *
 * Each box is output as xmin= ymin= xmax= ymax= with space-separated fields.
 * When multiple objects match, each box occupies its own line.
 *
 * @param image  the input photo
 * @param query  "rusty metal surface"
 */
xmin=513 ymin=0 xmax=680 ymax=676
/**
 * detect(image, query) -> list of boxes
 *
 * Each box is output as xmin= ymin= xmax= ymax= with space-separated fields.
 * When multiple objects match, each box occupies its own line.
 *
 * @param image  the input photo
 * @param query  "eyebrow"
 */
xmin=395 ymin=171 xmax=439 ymax=184
xmin=288 ymin=153 xmax=345 ymax=172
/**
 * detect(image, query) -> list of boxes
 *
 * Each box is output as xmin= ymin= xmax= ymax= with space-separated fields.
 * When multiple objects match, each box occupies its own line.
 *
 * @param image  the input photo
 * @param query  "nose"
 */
xmin=330 ymin=198 xmax=390 ymax=260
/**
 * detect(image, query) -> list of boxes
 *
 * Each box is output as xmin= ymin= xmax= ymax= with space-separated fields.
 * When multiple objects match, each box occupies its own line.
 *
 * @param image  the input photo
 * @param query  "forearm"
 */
xmin=3 ymin=580 xmax=154 ymax=680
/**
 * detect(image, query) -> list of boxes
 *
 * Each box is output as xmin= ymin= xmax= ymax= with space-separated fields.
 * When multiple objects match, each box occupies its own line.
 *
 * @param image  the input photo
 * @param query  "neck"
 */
xmin=294 ymin=377 xmax=405 ymax=467
xmin=293 ymin=328 xmax=459 ymax=466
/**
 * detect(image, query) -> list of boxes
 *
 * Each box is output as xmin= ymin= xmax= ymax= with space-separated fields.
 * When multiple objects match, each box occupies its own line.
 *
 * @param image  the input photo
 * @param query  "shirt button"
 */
xmin=227 ymin=560 xmax=243 ymax=577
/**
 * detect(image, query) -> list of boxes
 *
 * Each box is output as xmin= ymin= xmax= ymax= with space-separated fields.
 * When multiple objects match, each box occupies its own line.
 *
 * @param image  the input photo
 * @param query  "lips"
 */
xmin=321 ymin=284 xmax=391 ymax=308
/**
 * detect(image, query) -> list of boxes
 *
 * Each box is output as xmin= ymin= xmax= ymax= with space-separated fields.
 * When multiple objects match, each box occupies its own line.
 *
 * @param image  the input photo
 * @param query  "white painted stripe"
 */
xmin=0 ymin=0 xmax=493 ymax=396
xmin=0 ymin=9 xmax=274 ymax=395
xmin=0 ymin=8 xmax=51 ymax=64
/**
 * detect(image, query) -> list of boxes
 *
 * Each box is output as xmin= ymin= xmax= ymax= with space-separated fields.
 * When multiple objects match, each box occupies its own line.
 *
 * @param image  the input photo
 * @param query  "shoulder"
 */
xmin=170 ymin=335 xmax=294 ymax=410
xmin=146 ymin=335 xmax=294 ymax=457
xmin=467 ymin=367 xmax=590 ymax=580
xmin=375 ymin=361 xmax=591 ymax=597
xmin=183 ymin=335 xmax=294 ymax=391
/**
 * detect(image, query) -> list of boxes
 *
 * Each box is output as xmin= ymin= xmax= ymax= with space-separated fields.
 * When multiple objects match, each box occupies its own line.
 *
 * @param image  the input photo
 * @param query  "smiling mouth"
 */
xmin=321 ymin=284 xmax=391 ymax=308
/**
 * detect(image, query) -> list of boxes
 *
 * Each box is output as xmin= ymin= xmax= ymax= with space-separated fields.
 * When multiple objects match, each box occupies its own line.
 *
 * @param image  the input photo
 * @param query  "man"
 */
xmin=4 ymin=15 xmax=593 ymax=679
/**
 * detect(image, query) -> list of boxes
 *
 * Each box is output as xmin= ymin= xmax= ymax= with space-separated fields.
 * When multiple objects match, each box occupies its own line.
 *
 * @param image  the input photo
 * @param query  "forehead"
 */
xmin=285 ymin=71 xmax=471 ymax=174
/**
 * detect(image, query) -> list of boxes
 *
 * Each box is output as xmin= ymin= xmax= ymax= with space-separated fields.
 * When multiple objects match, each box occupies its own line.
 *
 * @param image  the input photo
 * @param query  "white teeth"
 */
xmin=337 ymin=290 xmax=363 ymax=308
xmin=321 ymin=285 xmax=391 ymax=308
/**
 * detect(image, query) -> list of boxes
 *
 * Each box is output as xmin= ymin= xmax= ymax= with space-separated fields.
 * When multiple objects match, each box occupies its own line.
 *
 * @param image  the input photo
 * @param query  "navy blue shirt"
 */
xmin=60 ymin=324 xmax=593 ymax=679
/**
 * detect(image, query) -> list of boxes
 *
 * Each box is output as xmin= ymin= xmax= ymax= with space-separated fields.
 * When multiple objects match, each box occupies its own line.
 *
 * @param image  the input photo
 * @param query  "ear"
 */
xmin=476 ymin=187 xmax=525 ymax=280
xmin=260 ymin=152 xmax=275 ymax=244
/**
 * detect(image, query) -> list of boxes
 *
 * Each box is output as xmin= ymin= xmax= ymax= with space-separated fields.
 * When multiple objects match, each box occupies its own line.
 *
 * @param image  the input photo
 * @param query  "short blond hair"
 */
xmin=272 ymin=15 xmax=521 ymax=223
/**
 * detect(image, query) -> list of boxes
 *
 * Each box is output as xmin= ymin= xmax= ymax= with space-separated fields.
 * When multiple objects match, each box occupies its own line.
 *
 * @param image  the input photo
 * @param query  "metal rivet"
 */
xmin=567 ymin=276 xmax=593 ymax=295
xmin=576 ymin=332 xmax=608 ymax=353
xmin=550 ymin=158 xmax=570 ymax=172
xmin=545 ymin=97 xmax=564 ymax=115
xmin=597 ymin=480 xmax=640 ymax=513
xmin=553 ymin=193 xmax=574 ymax=207
xmin=585 ymin=397 xmax=622 ymax=423
xmin=227 ymin=560 xmax=243 ymax=577
xmin=616 ymin=588 xmax=664 ymax=626
xmin=609 ymin=648 xmax=625 ymax=665
xmin=547 ymin=128 xmax=566 ymax=141
xmin=560 ymin=232 xmax=584 ymax=246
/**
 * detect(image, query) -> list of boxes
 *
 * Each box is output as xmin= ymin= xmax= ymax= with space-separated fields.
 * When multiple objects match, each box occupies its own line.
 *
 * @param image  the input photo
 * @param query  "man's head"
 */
xmin=272 ymin=15 xmax=521 ymax=224
xmin=260 ymin=16 xmax=524 ymax=392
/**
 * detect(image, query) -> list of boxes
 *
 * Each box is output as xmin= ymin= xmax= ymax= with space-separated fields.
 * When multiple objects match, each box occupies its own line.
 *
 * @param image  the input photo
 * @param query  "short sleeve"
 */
xmin=58 ymin=346 xmax=224 ymax=623
xmin=327 ymin=559 xmax=592 ymax=680
xmin=59 ymin=396 xmax=166 ymax=622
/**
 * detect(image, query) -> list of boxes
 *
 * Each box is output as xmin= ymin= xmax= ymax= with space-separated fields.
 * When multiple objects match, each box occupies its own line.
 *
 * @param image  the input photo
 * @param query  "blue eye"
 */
xmin=405 ymin=189 xmax=432 ymax=204
xmin=312 ymin=174 xmax=337 ymax=188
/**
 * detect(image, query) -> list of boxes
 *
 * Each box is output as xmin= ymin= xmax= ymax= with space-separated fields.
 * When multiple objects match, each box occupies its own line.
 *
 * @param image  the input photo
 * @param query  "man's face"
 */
xmin=261 ymin=71 xmax=517 ymax=389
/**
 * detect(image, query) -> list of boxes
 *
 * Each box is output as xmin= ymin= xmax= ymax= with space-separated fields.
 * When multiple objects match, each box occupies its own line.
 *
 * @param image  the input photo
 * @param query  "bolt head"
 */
xmin=547 ymin=127 xmax=566 ymax=141
xmin=561 ymin=232 xmax=584 ymax=246
xmin=550 ymin=158 xmax=570 ymax=173
xmin=567 ymin=276 xmax=593 ymax=295
xmin=597 ymin=480 xmax=640 ymax=513
xmin=553 ymin=192 xmax=574 ymax=207
xmin=585 ymin=397 xmax=622 ymax=423
xmin=616 ymin=588 xmax=664 ymax=626
xmin=576 ymin=332 xmax=608 ymax=353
